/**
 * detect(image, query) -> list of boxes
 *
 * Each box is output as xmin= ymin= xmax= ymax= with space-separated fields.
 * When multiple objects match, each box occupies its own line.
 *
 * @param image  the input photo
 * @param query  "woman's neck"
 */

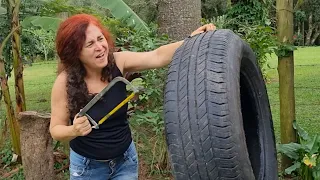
xmin=83 ymin=65 xmax=103 ymax=81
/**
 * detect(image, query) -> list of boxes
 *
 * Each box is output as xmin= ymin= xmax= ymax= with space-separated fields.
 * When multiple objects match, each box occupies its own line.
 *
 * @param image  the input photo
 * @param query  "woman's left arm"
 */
xmin=114 ymin=24 xmax=216 ymax=73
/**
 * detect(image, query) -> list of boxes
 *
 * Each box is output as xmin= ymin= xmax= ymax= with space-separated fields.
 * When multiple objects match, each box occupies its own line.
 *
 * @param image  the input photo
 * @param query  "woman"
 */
xmin=49 ymin=13 xmax=215 ymax=180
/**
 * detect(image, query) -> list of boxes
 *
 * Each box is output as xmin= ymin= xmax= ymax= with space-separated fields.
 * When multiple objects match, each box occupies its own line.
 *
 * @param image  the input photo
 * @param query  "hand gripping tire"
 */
xmin=164 ymin=29 xmax=278 ymax=180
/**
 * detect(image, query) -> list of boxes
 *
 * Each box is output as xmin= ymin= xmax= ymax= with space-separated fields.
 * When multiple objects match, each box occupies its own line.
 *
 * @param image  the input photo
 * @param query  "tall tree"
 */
xmin=302 ymin=0 xmax=320 ymax=45
xmin=276 ymin=0 xmax=296 ymax=173
xmin=157 ymin=0 xmax=201 ymax=41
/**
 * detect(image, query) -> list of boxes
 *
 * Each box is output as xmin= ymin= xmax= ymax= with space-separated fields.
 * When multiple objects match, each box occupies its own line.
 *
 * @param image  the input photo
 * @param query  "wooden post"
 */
xmin=17 ymin=111 xmax=55 ymax=180
xmin=276 ymin=0 xmax=297 ymax=173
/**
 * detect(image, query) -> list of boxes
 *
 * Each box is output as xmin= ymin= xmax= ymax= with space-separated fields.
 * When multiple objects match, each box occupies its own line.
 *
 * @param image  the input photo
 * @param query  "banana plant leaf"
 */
xmin=21 ymin=16 xmax=63 ymax=31
xmin=95 ymin=0 xmax=149 ymax=32
xmin=0 ymin=6 xmax=6 ymax=15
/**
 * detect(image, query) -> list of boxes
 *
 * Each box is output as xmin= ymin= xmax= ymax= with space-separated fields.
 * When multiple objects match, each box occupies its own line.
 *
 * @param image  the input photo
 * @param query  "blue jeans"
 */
xmin=69 ymin=141 xmax=138 ymax=180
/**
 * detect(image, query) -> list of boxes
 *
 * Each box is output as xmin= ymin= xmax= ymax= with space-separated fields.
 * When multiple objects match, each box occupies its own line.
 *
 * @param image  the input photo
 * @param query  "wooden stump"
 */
xmin=17 ymin=111 xmax=55 ymax=180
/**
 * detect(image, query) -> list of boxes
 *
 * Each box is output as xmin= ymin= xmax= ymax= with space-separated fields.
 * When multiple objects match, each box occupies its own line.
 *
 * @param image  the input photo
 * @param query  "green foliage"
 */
xmin=299 ymin=0 xmax=320 ymax=46
xmin=1 ymin=146 xmax=13 ymax=166
xmin=202 ymin=15 xmax=235 ymax=29
xmin=301 ymin=0 xmax=320 ymax=23
xmin=95 ymin=0 xmax=149 ymax=32
xmin=226 ymin=0 xmax=272 ymax=28
xmin=201 ymin=0 xmax=228 ymax=19
xmin=20 ymin=0 xmax=46 ymax=17
xmin=0 ymin=0 xmax=47 ymax=76
xmin=5 ymin=167 xmax=24 ymax=179
xmin=122 ymin=0 xmax=158 ymax=24
xmin=2 ymin=44 xmax=13 ymax=77
xmin=236 ymin=24 xmax=277 ymax=70
xmin=295 ymin=10 xmax=307 ymax=22
xmin=116 ymin=22 xmax=169 ymax=118
xmin=0 ymin=6 xmax=6 ymax=14
xmin=101 ymin=17 xmax=134 ymax=42
xmin=22 ymin=16 xmax=63 ymax=31
xmin=133 ymin=109 xmax=164 ymax=135
xmin=275 ymin=43 xmax=297 ymax=58
xmin=116 ymin=23 xmax=169 ymax=52
xmin=115 ymin=23 xmax=169 ymax=120
xmin=278 ymin=121 xmax=320 ymax=179
xmin=40 ymin=0 xmax=96 ymax=16
xmin=22 ymin=28 xmax=56 ymax=61
xmin=0 ymin=2 xmax=12 ymax=77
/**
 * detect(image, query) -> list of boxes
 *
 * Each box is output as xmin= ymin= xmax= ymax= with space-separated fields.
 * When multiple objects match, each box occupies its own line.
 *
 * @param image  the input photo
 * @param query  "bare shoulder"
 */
xmin=52 ymin=71 xmax=67 ymax=93
xmin=50 ymin=71 xmax=69 ymax=125
xmin=113 ymin=52 xmax=126 ymax=74
xmin=51 ymin=71 xmax=68 ymax=107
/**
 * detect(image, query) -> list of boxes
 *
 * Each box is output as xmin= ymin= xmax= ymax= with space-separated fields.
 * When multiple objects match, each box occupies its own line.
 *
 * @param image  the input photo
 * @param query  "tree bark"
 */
xmin=305 ymin=13 xmax=314 ymax=46
xmin=276 ymin=0 xmax=297 ymax=174
xmin=158 ymin=0 xmax=201 ymax=41
xmin=302 ymin=21 xmax=305 ymax=46
xmin=17 ymin=111 xmax=56 ymax=180
xmin=311 ymin=25 xmax=320 ymax=45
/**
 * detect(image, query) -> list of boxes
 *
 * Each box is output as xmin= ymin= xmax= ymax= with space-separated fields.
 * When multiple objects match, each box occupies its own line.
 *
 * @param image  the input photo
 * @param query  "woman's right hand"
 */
xmin=72 ymin=114 xmax=92 ymax=136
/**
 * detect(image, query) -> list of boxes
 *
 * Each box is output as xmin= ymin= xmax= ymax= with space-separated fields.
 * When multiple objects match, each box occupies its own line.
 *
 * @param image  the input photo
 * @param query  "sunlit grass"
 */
xmin=266 ymin=46 xmax=320 ymax=144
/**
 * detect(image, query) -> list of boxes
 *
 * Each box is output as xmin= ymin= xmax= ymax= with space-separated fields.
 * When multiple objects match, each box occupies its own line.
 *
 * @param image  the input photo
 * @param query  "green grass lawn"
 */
xmin=0 ymin=62 xmax=57 ymax=121
xmin=266 ymin=46 xmax=320 ymax=144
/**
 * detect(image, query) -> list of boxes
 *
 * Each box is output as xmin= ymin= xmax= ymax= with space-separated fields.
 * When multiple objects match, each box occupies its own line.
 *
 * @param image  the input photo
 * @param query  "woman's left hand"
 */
xmin=190 ymin=23 xmax=216 ymax=37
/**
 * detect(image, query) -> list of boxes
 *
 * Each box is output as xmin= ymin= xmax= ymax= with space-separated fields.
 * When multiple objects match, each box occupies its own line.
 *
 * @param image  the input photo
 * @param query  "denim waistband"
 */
xmin=70 ymin=141 xmax=133 ymax=163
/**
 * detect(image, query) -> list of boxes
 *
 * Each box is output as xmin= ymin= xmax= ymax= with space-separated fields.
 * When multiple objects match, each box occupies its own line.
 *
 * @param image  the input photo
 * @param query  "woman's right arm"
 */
xmin=49 ymin=72 xmax=91 ymax=142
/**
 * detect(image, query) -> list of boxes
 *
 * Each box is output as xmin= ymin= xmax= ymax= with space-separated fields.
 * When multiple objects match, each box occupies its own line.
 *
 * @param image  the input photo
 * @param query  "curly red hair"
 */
xmin=55 ymin=14 xmax=116 ymax=119
xmin=56 ymin=13 xmax=114 ymax=73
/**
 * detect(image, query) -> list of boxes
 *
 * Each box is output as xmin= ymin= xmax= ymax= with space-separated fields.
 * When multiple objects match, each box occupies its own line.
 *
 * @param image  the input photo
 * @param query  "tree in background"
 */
xmin=301 ymin=0 xmax=320 ymax=46
xmin=157 ymin=0 xmax=201 ymax=41
xmin=123 ymin=0 xmax=158 ymax=24
xmin=201 ymin=0 xmax=229 ymax=19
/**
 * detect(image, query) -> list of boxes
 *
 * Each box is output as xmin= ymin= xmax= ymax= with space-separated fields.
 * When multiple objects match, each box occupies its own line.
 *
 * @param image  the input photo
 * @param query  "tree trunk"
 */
xmin=10 ymin=0 xmax=26 ymax=113
xmin=302 ymin=21 xmax=305 ymax=46
xmin=0 ymin=31 xmax=21 ymax=157
xmin=276 ymin=0 xmax=297 ymax=175
xmin=297 ymin=21 xmax=301 ymax=46
xmin=297 ymin=21 xmax=301 ymax=37
xmin=305 ymin=13 xmax=313 ymax=46
xmin=17 ymin=111 xmax=56 ymax=180
xmin=310 ymin=25 xmax=320 ymax=45
xmin=158 ymin=0 xmax=201 ymax=41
